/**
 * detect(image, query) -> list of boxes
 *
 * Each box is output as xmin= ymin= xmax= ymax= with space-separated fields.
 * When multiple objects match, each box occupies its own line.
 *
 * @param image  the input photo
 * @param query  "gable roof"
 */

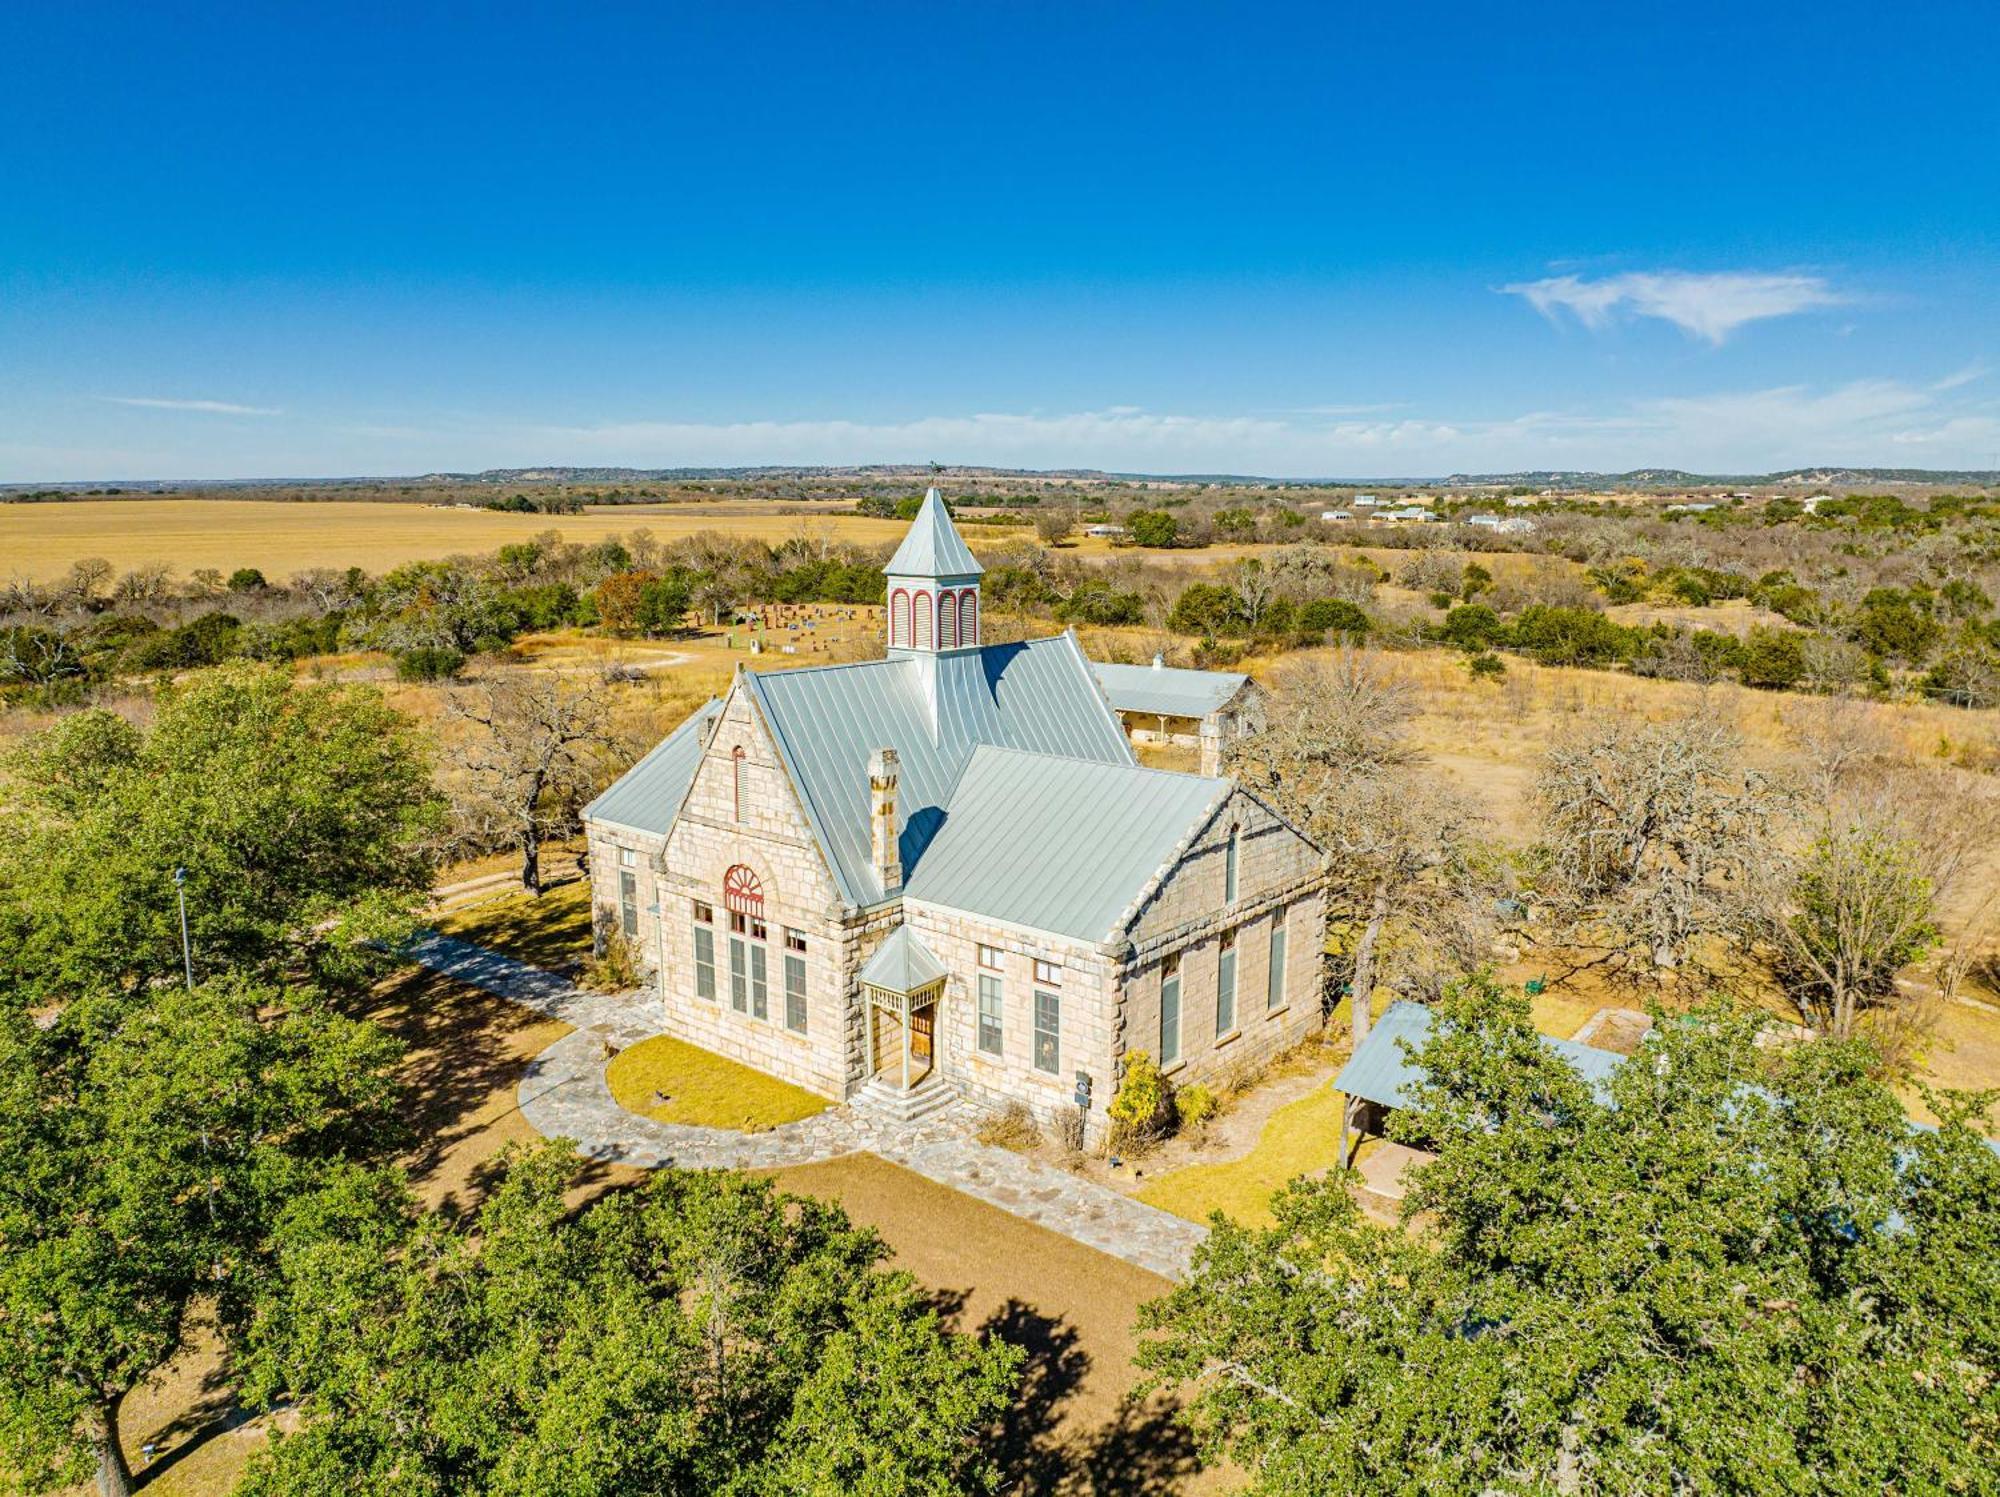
xmin=739 ymin=632 xmax=1135 ymax=907
xmin=582 ymin=697 xmax=722 ymax=836
xmin=1091 ymin=660 xmax=1251 ymax=720
xmin=884 ymin=487 xmax=983 ymax=579
xmin=857 ymin=925 xmax=949 ymax=993
xmin=902 ymin=744 xmax=1232 ymax=944
xmin=1335 ymin=1000 xmax=1625 ymax=1111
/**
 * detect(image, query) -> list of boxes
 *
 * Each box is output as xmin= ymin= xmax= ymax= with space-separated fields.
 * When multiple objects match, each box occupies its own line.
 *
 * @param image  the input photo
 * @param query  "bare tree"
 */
xmin=64 ymin=557 xmax=113 ymax=608
xmin=445 ymin=672 xmax=620 ymax=892
xmin=1533 ymin=710 xmax=1776 ymax=979
xmin=1228 ymin=650 xmax=1488 ymax=1040
xmin=1033 ymin=508 xmax=1075 ymax=546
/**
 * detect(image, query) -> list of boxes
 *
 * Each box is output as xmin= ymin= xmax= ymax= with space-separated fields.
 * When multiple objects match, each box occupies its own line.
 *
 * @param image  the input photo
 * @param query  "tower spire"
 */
xmin=884 ymin=486 xmax=983 ymax=654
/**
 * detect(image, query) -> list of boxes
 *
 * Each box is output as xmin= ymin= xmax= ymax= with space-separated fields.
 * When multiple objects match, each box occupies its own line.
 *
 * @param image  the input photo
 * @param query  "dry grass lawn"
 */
xmin=607 ymin=1034 xmax=831 ymax=1131
xmin=1137 ymin=1084 xmax=1346 ymax=1229
xmin=434 ymin=877 xmax=595 ymax=971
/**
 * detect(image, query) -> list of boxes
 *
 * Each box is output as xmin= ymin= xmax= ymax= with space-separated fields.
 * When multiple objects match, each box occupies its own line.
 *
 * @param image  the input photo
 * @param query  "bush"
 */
xmin=393 ymin=645 xmax=465 ymax=681
xmin=1440 ymin=604 xmax=1503 ymax=651
xmin=1504 ymin=605 xmax=1638 ymax=667
xmin=585 ymin=929 xmax=642 ymax=991
xmin=1168 ymin=583 xmax=1242 ymax=636
xmin=1466 ymin=651 xmax=1507 ymax=681
xmin=1109 ymin=1050 xmax=1172 ymax=1149
xmin=976 ymin=1100 xmax=1043 ymax=1151
xmin=226 ymin=566 xmax=268 ymax=592
xmin=1298 ymin=598 xmax=1371 ymax=638
xmin=1739 ymin=626 xmax=1807 ymax=690
xmin=1127 ymin=509 xmax=1181 ymax=548
xmin=1174 ymin=1083 xmax=1218 ymax=1132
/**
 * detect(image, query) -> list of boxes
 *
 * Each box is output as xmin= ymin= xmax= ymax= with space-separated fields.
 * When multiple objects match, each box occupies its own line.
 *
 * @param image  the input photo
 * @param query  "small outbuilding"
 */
xmin=1091 ymin=655 xmax=1267 ymax=774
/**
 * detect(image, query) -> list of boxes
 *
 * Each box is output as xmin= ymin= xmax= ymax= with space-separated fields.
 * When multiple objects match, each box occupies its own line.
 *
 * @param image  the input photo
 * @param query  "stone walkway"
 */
xmin=408 ymin=934 xmax=1208 ymax=1279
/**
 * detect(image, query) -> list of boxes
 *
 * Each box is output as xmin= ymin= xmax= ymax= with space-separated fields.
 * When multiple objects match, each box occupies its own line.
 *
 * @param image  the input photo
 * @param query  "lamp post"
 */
xmin=173 ymin=866 xmax=194 ymax=991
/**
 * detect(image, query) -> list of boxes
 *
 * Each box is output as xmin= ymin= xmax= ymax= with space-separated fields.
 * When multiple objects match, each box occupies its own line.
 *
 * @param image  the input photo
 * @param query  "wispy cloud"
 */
xmin=98 ymin=396 xmax=282 ymax=416
xmin=1500 ymin=270 xmax=1847 ymax=344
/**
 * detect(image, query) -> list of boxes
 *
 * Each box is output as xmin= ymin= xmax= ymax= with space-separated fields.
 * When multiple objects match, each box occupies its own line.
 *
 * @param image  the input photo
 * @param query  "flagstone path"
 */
xmin=408 ymin=933 xmax=1208 ymax=1279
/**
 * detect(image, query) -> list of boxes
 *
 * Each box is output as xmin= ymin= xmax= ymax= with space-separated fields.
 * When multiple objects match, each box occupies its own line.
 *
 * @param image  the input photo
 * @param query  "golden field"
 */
xmin=0 ymin=498 xmax=922 ymax=581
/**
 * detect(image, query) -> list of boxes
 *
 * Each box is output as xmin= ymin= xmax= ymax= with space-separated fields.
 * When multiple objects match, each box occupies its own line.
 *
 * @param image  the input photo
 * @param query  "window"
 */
xmin=1159 ymin=953 xmax=1181 ymax=1066
xmin=977 ymin=972 xmax=1004 ymax=1057
xmin=693 ymin=900 xmax=713 ymax=925
xmin=618 ymin=847 xmax=635 ymax=867
xmin=729 ymin=935 xmax=747 ymax=1012
xmin=938 ymin=589 xmax=957 ymax=648
xmin=618 ymin=869 xmax=638 ymax=938
xmin=977 ymin=943 xmax=1004 ymax=971
xmin=785 ymin=927 xmax=806 ymax=953
xmin=1224 ymin=825 xmax=1240 ymax=903
xmin=914 ymin=591 xmax=933 ymax=649
xmin=890 ymin=588 xmax=910 ymax=648
xmin=731 ymin=745 xmax=748 ymax=823
xmin=694 ymin=922 xmax=716 ymax=1001
xmin=960 ymin=590 xmax=977 ymax=647
xmin=1033 ymin=957 xmax=1062 ymax=986
xmin=750 ymin=943 xmax=768 ymax=1021
xmin=784 ymin=949 xmax=807 ymax=1034
xmin=1267 ymin=906 xmax=1288 ymax=1012
xmin=1033 ymin=990 xmax=1060 ymax=1074
xmin=1217 ymin=930 xmax=1237 ymax=1036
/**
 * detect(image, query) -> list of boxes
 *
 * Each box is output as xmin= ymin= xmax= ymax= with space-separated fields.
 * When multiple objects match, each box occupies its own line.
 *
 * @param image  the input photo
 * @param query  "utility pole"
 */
xmin=173 ymin=866 xmax=194 ymax=990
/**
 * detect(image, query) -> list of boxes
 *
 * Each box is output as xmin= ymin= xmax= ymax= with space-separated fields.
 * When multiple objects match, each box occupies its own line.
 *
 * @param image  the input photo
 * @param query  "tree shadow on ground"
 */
xmin=976 ymin=1298 xmax=1207 ymax=1496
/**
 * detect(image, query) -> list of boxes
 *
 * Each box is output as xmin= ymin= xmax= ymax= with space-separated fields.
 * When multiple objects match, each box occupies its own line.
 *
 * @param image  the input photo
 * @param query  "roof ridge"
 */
xmin=963 ymin=739 xmax=1228 ymax=785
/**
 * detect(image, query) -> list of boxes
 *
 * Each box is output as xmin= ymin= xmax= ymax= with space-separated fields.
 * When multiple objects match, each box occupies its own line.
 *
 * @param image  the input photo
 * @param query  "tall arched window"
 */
xmin=938 ymin=588 xmax=958 ymax=648
xmin=732 ymin=745 xmax=748 ymax=824
xmin=889 ymin=589 xmax=910 ymax=649
xmin=1224 ymin=823 xmax=1240 ymax=903
xmin=959 ymin=590 xmax=977 ymax=648
xmin=913 ymin=590 xmax=933 ymax=649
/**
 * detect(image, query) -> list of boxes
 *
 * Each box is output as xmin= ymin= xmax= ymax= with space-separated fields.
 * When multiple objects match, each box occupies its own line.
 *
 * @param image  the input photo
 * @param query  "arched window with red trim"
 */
xmin=723 ymin=863 xmax=764 ymax=915
xmin=889 ymin=589 xmax=910 ymax=649
xmin=959 ymin=590 xmax=978 ymax=648
xmin=938 ymin=588 xmax=958 ymax=648
xmin=913 ymin=590 xmax=933 ymax=649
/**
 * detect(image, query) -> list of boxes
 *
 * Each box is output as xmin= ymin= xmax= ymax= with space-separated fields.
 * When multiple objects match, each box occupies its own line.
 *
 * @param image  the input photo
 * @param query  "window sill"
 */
xmin=1265 ymin=1004 xmax=1290 ymax=1022
xmin=1161 ymin=1058 xmax=1187 ymax=1079
xmin=1214 ymin=1028 xmax=1242 ymax=1049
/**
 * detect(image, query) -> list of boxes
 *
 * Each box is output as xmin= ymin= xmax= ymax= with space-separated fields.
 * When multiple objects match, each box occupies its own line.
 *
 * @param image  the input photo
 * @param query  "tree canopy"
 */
xmin=237 ymin=1146 xmax=1025 ymax=1497
xmin=1138 ymin=975 xmax=2000 ymax=1494
xmin=0 ymin=664 xmax=443 ymax=1007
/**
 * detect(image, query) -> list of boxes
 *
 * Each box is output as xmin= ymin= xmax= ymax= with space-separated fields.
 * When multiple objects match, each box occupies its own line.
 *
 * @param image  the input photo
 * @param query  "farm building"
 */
xmin=584 ymin=491 xmax=1326 ymax=1145
xmin=1090 ymin=654 xmax=1267 ymax=774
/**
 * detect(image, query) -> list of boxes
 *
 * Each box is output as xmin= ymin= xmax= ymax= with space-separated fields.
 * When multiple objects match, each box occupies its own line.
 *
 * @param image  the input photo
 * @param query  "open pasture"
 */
xmin=0 ymin=498 xmax=918 ymax=582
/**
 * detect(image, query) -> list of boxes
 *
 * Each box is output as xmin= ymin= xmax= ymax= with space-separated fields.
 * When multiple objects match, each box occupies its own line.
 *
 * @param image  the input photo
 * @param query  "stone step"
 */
xmin=852 ymin=1073 xmax=958 ymax=1124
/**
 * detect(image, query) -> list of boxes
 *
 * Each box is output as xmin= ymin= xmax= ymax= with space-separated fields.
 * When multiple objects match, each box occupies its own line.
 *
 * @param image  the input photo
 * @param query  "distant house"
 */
xmin=1320 ymin=510 xmax=1353 ymax=523
xmin=1084 ymin=523 xmax=1127 ymax=539
xmin=1462 ymin=513 xmax=1501 ymax=529
xmin=1495 ymin=516 xmax=1537 ymax=535
xmin=1091 ymin=654 xmax=1267 ymax=775
xmin=1506 ymin=495 xmax=1538 ymax=508
xmin=1666 ymin=502 xmax=1719 ymax=514
xmin=1351 ymin=494 xmax=1382 ymax=507
xmin=1379 ymin=506 xmax=1435 ymax=524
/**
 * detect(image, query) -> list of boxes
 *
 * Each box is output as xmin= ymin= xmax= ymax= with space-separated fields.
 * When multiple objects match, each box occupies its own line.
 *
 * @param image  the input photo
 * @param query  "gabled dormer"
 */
xmin=885 ymin=487 xmax=983 ymax=654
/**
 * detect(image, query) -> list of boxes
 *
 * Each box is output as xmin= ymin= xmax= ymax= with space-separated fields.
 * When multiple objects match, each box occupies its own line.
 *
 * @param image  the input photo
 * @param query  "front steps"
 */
xmin=850 ymin=1071 xmax=958 ymax=1125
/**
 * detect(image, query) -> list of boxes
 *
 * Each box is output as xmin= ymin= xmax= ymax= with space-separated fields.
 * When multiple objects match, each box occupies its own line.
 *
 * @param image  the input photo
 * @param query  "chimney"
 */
xmin=869 ymin=748 xmax=902 ymax=895
xmin=1199 ymin=718 xmax=1224 ymax=777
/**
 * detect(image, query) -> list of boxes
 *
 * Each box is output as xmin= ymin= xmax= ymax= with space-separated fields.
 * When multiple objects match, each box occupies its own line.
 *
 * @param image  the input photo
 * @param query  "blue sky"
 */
xmin=3 ymin=1 xmax=1997 ymax=480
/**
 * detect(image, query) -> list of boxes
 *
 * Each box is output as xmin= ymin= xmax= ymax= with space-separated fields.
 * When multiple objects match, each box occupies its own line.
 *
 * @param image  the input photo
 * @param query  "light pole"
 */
xmin=173 ymin=866 xmax=194 ymax=991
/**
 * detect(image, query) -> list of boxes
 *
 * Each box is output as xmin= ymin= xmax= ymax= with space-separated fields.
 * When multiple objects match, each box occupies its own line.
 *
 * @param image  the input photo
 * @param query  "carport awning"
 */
xmin=1334 ymin=1000 xmax=1625 ymax=1111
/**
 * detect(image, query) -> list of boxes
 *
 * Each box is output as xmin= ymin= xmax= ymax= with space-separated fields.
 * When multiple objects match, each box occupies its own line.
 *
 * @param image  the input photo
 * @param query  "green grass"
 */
xmin=607 ymin=1034 xmax=831 ymax=1132
xmin=435 ymin=878 xmax=594 ymax=970
xmin=1137 ymin=1083 xmax=1347 ymax=1229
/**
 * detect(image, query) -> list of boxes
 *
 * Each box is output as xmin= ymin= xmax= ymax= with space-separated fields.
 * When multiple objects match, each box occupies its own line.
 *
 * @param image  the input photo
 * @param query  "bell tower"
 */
xmin=884 ymin=487 xmax=983 ymax=654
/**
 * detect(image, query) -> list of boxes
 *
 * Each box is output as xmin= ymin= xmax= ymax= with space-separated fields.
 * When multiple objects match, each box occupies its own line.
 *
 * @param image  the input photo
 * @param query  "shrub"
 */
xmin=1440 ymin=604 xmax=1503 ymax=651
xmin=1109 ymin=1050 xmax=1172 ymax=1149
xmin=1127 ymin=509 xmax=1181 ymax=548
xmin=393 ymin=645 xmax=465 ymax=681
xmin=1738 ymin=626 xmax=1807 ymax=690
xmin=976 ymin=1100 xmax=1043 ymax=1151
xmin=1297 ymin=598 xmax=1371 ymax=637
xmin=585 ymin=929 xmax=642 ymax=991
xmin=1175 ymin=1083 xmax=1218 ymax=1132
xmin=1466 ymin=651 xmax=1507 ymax=680
xmin=226 ymin=566 xmax=268 ymax=592
xmin=1168 ymin=583 xmax=1242 ymax=636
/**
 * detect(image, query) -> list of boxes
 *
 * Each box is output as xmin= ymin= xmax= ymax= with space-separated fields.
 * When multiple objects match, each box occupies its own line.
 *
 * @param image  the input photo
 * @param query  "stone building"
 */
xmin=1091 ymin=655 xmax=1267 ymax=775
xmin=584 ymin=491 xmax=1327 ymax=1142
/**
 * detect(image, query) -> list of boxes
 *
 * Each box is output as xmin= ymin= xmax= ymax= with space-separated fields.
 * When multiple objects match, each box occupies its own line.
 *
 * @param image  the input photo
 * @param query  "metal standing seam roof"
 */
xmin=1090 ymin=661 xmax=1251 ymax=720
xmin=884 ymin=487 xmax=984 ymax=579
xmin=582 ymin=697 xmax=723 ymax=835
xmin=902 ymin=744 xmax=1232 ymax=944
xmin=741 ymin=632 xmax=1136 ymax=908
xmin=857 ymin=924 xmax=949 ymax=992
xmin=1334 ymin=1000 xmax=1626 ymax=1111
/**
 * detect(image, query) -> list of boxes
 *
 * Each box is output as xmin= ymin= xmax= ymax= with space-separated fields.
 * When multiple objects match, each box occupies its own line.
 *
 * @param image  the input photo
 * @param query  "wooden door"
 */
xmin=909 ymin=1003 xmax=934 ymax=1063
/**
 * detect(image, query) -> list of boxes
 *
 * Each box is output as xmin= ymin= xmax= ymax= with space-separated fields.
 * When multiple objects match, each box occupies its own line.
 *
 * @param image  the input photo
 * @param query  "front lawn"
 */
xmin=435 ymin=877 xmax=594 ymax=970
xmin=1136 ymin=1083 xmax=1346 ymax=1228
xmin=607 ymin=1034 xmax=831 ymax=1132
